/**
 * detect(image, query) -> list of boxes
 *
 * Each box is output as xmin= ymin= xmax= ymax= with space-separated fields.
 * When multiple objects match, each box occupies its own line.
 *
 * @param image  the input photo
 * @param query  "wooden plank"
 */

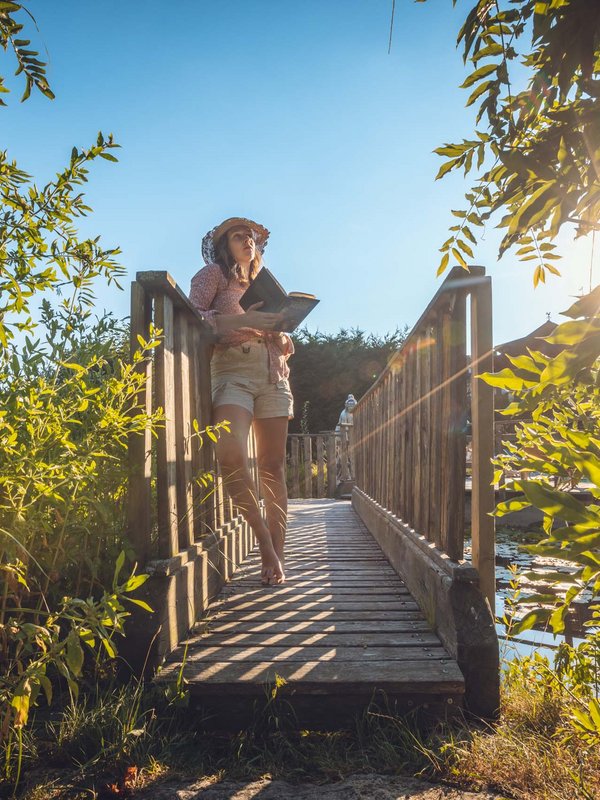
xmin=157 ymin=658 xmax=465 ymax=693
xmin=470 ymin=275 xmax=495 ymax=612
xmin=303 ymin=435 xmax=312 ymax=498
xmin=154 ymin=293 xmax=179 ymax=558
xmin=290 ymin=436 xmax=300 ymax=499
xmin=316 ymin=436 xmax=325 ymax=498
xmin=215 ymin=584 xmax=411 ymax=598
xmin=326 ymin=434 xmax=336 ymax=498
xmin=429 ymin=316 xmax=442 ymax=548
xmin=210 ymin=600 xmax=418 ymax=613
xmin=174 ymin=645 xmax=449 ymax=663
xmin=200 ymin=610 xmax=423 ymax=624
xmin=446 ymin=291 xmax=467 ymax=561
xmin=189 ymin=325 xmax=215 ymax=537
xmin=174 ymin=312 xmax=195 ymax=548
xmin=127 ymin=281 xmax=153 ymax=565
xmin=193 ymin=622 xmax=431 ymax=637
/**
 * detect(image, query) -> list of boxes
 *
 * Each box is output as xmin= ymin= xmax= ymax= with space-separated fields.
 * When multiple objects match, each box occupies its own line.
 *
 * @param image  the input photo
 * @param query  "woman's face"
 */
xmin=227 ymin=225 xmax=256 ymax=264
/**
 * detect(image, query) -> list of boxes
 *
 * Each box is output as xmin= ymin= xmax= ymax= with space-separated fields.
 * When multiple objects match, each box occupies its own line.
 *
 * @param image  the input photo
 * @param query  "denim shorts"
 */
xmin=210 ymin=339 xmax=294 ymax=419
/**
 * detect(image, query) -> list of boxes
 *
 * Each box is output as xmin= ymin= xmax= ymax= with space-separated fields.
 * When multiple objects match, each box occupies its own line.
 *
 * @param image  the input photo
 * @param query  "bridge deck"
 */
xmin=158 ymin=499 xmax=464 ymax=728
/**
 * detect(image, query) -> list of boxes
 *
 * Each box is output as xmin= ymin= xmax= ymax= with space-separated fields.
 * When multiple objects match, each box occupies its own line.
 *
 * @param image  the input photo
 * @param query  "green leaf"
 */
xmin=65 ymin=631 xmax=84 ymax=676
xmin=113 ymin=550 xmax=126 ymax=586
xmin=562 ymin=285 xmax=600 ymax=320
xmin=460 ymin=63 xmax=498 ymax=89
xmin=494 ymin=496 xmax=530 ymax=516
xmin=466 ymin=79 xmax=494 ymax=107
xmin=436 ymin=251 xmax=450 ymax=276
xmin=512 ymin=607 xmax=551 ymax=635
xmin=122 ymin=573 xmax=148 ymax=592
xmin=478 ymin=368 xmax=536 ymax=391
xmin=451 ymin=247 xmax=467 ymax=268
xmin=516 ymin=480 xmax=592 ymax=524
xmin=126 ymin=597 xmax=154 ymax=613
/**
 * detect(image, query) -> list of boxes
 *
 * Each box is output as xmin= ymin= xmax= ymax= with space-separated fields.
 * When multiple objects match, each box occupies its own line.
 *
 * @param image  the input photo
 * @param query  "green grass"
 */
xmin=7 ymin=660 xmax=600 ymax=800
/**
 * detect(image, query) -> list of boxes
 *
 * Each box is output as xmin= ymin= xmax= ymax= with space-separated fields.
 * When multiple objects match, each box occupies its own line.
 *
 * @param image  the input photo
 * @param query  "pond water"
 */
xmin=465 ymin=526 xmax=592 ymax=663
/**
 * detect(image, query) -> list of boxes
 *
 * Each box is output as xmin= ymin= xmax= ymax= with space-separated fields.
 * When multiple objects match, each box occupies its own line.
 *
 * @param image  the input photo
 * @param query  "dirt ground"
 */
xmin=137 ymin=773 xmax=510 ymax=799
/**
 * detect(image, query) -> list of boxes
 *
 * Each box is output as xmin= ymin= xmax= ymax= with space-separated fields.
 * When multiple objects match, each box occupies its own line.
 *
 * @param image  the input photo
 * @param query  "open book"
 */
xmin=239 ymin=267 xmax=319 ymax=333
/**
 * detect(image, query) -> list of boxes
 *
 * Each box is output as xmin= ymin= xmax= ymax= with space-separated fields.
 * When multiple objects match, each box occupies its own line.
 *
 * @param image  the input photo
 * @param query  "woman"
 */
xmin=189 ymin=216 xmax=294 ymax=586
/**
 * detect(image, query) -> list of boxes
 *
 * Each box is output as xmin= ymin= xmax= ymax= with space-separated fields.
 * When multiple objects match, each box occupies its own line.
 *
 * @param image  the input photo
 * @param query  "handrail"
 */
xmin=127 ymin=271 xmax=260 ymax=565
xmin=351 ymin=266 xmax=495 ymax=609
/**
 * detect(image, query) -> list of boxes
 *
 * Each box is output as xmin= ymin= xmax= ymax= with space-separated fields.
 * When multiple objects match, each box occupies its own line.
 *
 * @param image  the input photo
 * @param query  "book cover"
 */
xmin=240 ymin=268 xmax=319 ymax=332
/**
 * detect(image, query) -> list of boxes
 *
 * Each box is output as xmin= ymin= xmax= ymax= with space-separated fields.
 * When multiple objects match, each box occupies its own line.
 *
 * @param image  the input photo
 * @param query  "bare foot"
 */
xmin=260 ymin=550 xmax=285 ymax=586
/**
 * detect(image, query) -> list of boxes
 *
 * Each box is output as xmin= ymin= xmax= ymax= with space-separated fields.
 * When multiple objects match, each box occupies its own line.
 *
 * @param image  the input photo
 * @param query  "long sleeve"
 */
xmin=189 ymin=263 xmax=222 ymax=332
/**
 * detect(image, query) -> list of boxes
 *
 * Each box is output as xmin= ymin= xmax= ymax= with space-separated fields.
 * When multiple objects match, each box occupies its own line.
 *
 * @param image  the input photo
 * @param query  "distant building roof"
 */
xmin=495 ymin=320 xmax=562 ymax=359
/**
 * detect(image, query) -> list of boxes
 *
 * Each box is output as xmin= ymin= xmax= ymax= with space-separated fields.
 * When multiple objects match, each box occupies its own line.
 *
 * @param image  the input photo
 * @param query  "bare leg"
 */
xmin=253 ymin=416 xmax=289 ymax=567
xmin=213 ymin=404 xmax=284 ymax=585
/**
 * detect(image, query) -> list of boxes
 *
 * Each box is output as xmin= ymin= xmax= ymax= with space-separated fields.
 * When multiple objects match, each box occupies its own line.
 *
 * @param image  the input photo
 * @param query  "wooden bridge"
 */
xmin=124 ymin=266 xmax=499 ymax=725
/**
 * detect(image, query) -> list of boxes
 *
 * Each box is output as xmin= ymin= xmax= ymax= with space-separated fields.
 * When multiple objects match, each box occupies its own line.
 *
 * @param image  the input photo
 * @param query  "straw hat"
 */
xmin=201 ymin=216 xmax=270 ymax=264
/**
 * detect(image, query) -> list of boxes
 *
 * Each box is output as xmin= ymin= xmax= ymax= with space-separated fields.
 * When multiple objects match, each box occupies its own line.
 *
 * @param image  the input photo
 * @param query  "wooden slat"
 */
xmin=127 ymin=281 xmax=153 ymax=565
xmin=175 ymin=645 xmax=448 ymax=663
xmin=303 ymin=435 xmax=312 ymax=498
xmin=429 ymin=315 xmax=442 ymax=548
xmin=186 ymin=632 xmax=437 ymax=648
xmin=154 ymin=293 xmax=179 ymax=558
xmin=326 ymin=434 xmax=336 ymax=498
xmin=158 ymin=658 xmax=465 ymax=694
xmin=174 ymin=312 xmax=194 ymax=548
xmin=470 ymin=277 xmax=495 ymax=611
xmin=316 ymin=436 xmax=325 ymax=498
xmin=290 ymin=436 xmax=300 ymax=498
xmin=162 ymin=499 xmax=465 ymax=721
xmin=446 ymin=291 xmax=467 ymax=561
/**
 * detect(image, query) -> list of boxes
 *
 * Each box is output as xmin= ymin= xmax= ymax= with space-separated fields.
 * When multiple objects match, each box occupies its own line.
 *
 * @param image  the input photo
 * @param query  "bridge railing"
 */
xmin=126 ymin=271 xmax=258 ymax=668
xmin=351 ymin=266 xmax=495 ymax=609
xmin=286 ymin=432 xmax=352 ymax=499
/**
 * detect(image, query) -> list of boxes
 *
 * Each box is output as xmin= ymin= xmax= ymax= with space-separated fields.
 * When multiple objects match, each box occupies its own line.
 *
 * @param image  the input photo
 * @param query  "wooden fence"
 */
xmin=286 ymin=431 xmax=353 ymax=499
xmin=128 ymin=271 xmax=261 ymax=562
xmin=125 ymin=271 xmax=259 ymax=668
xmin=351 ymin=266 xmax=495 ymax=609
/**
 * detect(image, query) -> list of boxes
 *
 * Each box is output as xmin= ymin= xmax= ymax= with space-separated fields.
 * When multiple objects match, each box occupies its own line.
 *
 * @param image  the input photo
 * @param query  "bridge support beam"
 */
xmin=120 ymin=513 xmax=257 ymax=675
xmin=352 ymin=487 xmax=499 ymax=720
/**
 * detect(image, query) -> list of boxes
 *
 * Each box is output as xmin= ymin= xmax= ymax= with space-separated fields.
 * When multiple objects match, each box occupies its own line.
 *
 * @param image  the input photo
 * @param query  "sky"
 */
xmin=2 ymin=0 xmax=596 ymax=347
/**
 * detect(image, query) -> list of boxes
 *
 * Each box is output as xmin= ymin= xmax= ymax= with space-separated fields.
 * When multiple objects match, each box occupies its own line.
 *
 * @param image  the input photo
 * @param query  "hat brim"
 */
xmin=202 ymin=216 xmax=270 ymax=265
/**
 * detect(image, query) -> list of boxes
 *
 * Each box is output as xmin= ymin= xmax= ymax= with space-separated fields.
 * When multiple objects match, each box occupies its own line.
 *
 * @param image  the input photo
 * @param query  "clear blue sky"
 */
xmin=3 ymin=0 xmax=595 ymax=346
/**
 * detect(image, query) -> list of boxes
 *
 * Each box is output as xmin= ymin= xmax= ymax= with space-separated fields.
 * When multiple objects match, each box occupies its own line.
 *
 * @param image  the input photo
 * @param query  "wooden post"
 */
xmin=154 ymin=294 xmax=179 ymax=558
xmin=445 ymin=292 xmax=467 ymax=561
xmin=470 ymin=277 xmax=495 ymax=613
xmin=128 ymin=281 xmax=153 ymax=566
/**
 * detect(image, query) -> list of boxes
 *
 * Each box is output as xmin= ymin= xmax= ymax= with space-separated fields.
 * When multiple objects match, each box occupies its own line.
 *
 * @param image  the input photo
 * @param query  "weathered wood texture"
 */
xmin=158 ymin=499 xmax=464 ymax=729
xmin=351 ymin=266 xmax=495 ymax=612
xmin=352 ymin=488 xmax=499 ymax=719
xmin=124 ymin=272 xmax=262 ymax=667
xmin=128 ymin=272 xmax=261 ymax=564
xmin=287 ymin=433 xmax=342 ymax=499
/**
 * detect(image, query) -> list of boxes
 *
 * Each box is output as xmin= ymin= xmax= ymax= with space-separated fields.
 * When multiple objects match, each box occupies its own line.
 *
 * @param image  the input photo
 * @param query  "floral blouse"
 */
xmin=189 ymin=262 xmax=294 ymax=383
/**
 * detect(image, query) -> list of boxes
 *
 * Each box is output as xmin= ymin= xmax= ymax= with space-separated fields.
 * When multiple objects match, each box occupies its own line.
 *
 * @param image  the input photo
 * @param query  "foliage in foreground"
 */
xmin=10 ymin=640 xmax=600 ymax=800
xmin=0 ymin=3 xmax=164 ymax=781
xmin=425 ymin=0 xmax=600 ymax=286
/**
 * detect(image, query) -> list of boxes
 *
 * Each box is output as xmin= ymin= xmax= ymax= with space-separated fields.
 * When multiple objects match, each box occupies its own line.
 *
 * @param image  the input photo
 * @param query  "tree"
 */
xmin=288 ymin=327 xmax=407 ymax=434
xmin=422 ymin=0 xmax=600 ymax=287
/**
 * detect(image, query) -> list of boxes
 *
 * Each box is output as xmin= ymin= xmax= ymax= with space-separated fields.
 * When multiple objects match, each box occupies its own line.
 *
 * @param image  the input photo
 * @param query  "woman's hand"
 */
xmin=242 ymin=301 xmax=283 ymax=332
